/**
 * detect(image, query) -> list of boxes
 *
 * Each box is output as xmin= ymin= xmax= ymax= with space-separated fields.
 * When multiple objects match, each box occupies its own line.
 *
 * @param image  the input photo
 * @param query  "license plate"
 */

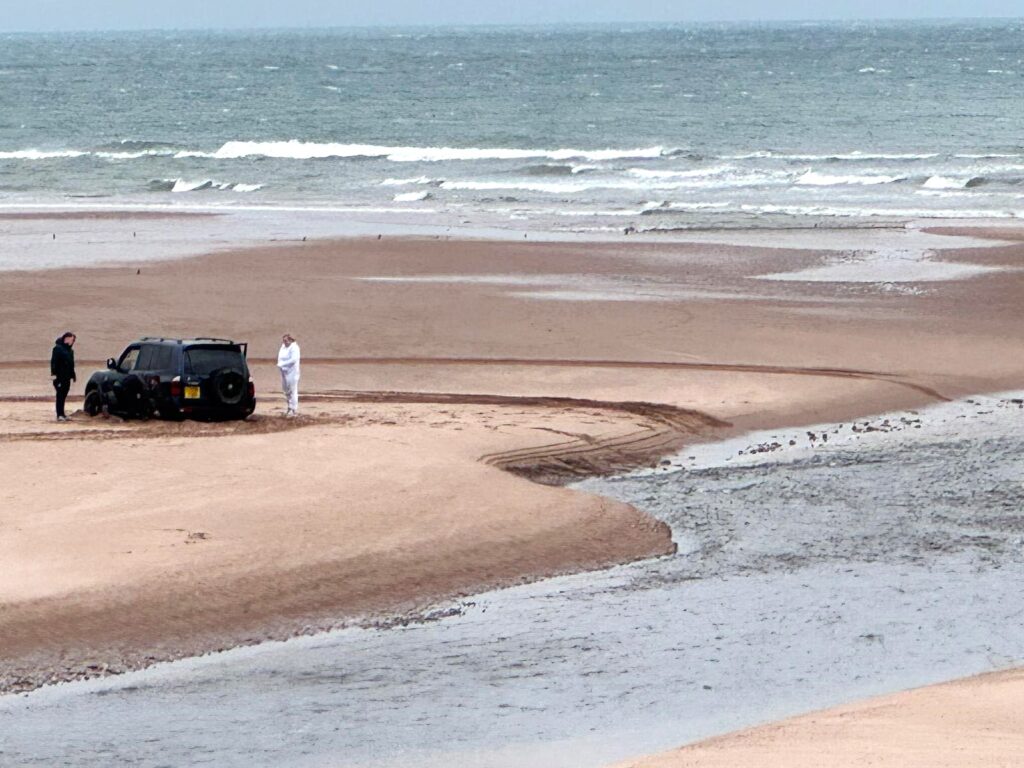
xmin=184 ymin=385 xmax=201 ymax=399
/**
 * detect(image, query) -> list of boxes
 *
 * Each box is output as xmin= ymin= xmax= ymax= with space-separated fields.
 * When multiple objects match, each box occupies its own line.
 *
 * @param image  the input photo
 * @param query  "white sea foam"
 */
xmin=203 ymin=140 xmax=666 ymax=163
xmin=380 ymin=176 xmax=439 ymax=186
xmin=440 ymin=169 xmax=792 ymax=194
xmin=161 ymin=179 xmax=263 ymax=193
xmin=440 ymin=180 xmax=590 ymax=194
xmin=796 ymin=171 xmax=907 ymax=186
xmin=0 ymin=149 xmax=88 ymax=160
xmin=642 ymin=201 xmax=732 ymax=212
xmin=393 ymin=191 xmax=432 ymax=202
xmin=627 ymin=165 xmax=734 ymax=180
xmin=787 ymin=152 xmax=938 ymax=162
xmin=627 ymin=165 xmax=793 ymax=187
xmin=723 ymin=151 xmax=775 ymax=160
xmin=717 ymin=150 xmax=941 ymax=162
xmin=171 ymin=179 xmax=214 ymax=192
xmin=95 ymin=149 xmax=177 ymax=159
xmin=743 ymin=203 xmax=1022 ymax=219
xmin=923 ymin=175 xmax=972 ymax=190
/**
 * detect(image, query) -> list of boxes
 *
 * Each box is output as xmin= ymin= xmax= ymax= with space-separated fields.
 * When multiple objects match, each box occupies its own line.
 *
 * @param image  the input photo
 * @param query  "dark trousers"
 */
xmin=53 ymin=378 xmax=71 ymax=418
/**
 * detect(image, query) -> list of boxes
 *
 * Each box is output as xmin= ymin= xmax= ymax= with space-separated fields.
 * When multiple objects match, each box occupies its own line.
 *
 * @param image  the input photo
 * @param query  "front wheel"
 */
xmin=83 ymin=389 xmax=103 ymax=417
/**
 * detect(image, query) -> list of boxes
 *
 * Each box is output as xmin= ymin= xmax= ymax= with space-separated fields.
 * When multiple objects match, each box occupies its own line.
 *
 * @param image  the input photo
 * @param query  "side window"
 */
xmin=118 ymin=346 xmax=140 ymax=373
xmin=136 ymin=345 xmax=157 ymax=371
xmin=137 ymin=345 xmax=174 ymax=371
xmin=154 ymin=345 xmax=175 ymax=371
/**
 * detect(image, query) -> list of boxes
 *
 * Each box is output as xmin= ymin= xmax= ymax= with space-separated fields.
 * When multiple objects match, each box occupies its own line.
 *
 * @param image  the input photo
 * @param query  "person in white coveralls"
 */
xmin=277 ymin=333 xmax=300 ymax=416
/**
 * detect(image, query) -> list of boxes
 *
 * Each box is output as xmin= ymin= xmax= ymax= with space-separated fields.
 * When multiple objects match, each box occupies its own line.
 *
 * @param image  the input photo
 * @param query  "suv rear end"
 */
xmin=165 ymin=341 xmax=255 ymax=420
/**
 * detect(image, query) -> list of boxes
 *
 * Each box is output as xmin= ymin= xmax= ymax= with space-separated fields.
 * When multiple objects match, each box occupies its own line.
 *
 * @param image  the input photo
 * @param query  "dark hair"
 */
xmin=61 ymin=331 xmax=76 ymax=342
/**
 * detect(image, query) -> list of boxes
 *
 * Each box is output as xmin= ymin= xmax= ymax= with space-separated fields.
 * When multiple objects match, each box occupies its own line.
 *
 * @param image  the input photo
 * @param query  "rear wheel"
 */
xmin=120 ymin=374 xmax=154 ymax=419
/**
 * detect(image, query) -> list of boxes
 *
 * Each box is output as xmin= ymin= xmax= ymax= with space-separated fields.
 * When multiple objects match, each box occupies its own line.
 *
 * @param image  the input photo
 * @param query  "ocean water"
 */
xmin=1 ymin=21 xmax=1023 ymax=231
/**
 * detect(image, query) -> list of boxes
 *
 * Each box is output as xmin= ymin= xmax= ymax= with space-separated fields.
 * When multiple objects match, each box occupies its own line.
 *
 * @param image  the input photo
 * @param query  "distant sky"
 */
xmin=3 ymin=0 xmax=1022 ymax=32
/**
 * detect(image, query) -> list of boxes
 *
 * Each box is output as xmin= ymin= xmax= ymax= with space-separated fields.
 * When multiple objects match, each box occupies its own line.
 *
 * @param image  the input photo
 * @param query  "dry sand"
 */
xmin=2 ymin=217 xmax=1024 ymax=763
xmin=614 ymin=669 xmax=1024 ymax=768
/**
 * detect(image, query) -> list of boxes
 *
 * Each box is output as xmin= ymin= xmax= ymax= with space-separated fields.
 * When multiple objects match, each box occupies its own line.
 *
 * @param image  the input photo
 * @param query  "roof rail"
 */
xmin=137 ymin=336 xmax=238 ymax=345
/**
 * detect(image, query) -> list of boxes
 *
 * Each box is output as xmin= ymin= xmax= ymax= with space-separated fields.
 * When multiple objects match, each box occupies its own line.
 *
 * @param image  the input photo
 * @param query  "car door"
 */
xmin=105 ymin=345 xmax=140 ymax=406
xmin=117 ymin=345 xmax=141 ymax=375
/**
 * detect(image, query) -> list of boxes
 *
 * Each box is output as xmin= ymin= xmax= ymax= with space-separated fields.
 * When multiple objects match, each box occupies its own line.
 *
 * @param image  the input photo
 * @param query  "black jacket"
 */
xmin=50 ymin=339 xmax=76 ymax=381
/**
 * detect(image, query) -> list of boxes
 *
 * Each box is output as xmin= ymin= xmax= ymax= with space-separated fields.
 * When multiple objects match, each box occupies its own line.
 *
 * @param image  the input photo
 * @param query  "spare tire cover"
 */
xmin=212 ymin=369 xmax=245 ymax=405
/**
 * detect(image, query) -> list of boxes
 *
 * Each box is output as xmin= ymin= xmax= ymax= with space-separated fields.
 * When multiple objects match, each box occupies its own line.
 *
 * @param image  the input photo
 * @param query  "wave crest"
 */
xmin=148 ymin=178 xmax=263 ymax=193
xmin=796 ymin=171 xmax=907 ymax=186
xmin=0 ymin=149 xmax=88 ymax=160
xmin=922 ymin=175 xmax=984 ymax=190
xmin=205 ymin=140 xmax=666 ymax=163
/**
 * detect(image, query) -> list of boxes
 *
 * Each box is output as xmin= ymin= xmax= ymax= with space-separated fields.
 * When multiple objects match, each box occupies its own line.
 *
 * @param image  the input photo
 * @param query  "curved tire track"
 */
xmin=0 ymin=354 xmax=947 ymax=482
xmin=0 ymin=354 xmax=950 ymax=401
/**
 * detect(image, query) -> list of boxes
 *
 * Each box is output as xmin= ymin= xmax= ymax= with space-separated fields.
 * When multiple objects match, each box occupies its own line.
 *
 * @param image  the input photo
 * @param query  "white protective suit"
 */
xmin=277 ymin=341 xmax=301 ymax=415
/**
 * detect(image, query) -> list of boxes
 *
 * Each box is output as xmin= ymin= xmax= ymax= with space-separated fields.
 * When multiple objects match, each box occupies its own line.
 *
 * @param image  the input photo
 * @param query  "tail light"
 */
xmin=247 ymin=380 xmax=255 ymax=398
xmin=169 ymin=381 xmax=182 ymax=397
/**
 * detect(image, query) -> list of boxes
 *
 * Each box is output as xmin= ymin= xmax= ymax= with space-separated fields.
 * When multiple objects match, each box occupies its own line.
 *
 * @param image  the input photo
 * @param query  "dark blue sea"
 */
xmin=1 ymin=20 xmax=1022 ymax=230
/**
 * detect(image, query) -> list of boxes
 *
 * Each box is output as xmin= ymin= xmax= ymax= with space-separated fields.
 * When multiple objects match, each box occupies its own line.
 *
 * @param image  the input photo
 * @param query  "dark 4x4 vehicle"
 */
xmin=84 ymin=337 xmax=256 ymax=420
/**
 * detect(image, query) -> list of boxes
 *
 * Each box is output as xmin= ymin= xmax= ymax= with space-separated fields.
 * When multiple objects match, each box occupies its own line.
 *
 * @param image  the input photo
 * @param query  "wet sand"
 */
xmin=2 ymin=213 xmax=1024 ymax=763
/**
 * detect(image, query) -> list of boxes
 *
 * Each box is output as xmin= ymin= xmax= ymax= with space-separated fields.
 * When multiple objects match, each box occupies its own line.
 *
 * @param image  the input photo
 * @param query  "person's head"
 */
xmin=282 ymin=333 xmax=294 ymax=346
xmin=61 ymin=332 xmax=76 ymax=347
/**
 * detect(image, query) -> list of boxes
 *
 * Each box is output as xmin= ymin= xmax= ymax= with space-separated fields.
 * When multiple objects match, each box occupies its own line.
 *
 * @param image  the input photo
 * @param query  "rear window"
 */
xmin=184 ymin=346 xmax=245 ymax=375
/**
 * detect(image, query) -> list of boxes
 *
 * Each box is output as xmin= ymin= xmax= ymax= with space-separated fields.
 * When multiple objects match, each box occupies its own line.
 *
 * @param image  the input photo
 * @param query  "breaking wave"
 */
xmin=189 ymin=140 xmax=667 ymax=163
xmin=722 ymin=150 xmax=940 ymax=162
xmin=922 ymin=175 xmax=984 ymax=189
xmin=148 ymin=178 xmax=263 ymax=193
xmin=393 ymin=191 xmax=432 ymax=202
xmin=0 ymin=149 xmax=88 ymax=160
xmin=796 ymin=171 xmax=907 ymax=186
xmin=380 ymin=176 xmax=443 ymax=186
xmin=1 ymin=142 xmax=180 ymax=161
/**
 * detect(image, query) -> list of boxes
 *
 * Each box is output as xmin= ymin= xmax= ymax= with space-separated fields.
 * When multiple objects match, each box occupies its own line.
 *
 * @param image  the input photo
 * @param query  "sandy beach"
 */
xmin=2 ymin=212 xmax=1024 ymax=765
xmin=615 ymin=668 xmax=1024 ymax=768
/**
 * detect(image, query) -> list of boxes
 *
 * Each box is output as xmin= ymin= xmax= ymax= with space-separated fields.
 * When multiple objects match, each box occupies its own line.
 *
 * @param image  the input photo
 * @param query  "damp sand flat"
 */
xmin=2 ymin=393 xmax=1022 ymax=767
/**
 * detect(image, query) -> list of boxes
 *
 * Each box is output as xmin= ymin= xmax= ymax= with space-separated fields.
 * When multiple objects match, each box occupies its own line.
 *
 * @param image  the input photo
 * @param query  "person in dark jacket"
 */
xmin=50 ymin=331 xmax=76 ymax=421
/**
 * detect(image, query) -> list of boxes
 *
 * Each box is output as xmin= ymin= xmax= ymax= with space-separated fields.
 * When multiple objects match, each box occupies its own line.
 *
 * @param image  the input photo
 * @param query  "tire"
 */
xmin=83 ymin=389 xmax=103 ymax=417
xmin=210 ymin=369 xmax=245 ymax=406
xmin=120 ymin=374 xmax=152 ymax=419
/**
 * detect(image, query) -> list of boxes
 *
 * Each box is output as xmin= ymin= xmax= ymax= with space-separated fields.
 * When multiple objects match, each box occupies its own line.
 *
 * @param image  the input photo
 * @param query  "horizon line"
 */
xmin=2 ymin=15 xmax=1022 ymax=35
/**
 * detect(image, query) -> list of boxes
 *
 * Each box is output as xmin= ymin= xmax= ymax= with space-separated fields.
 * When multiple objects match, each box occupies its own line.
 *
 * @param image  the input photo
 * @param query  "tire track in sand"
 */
xmin=0 ymin=390 xmax=725 ymax=485
xmin=0 ymin=355 xmax=947 ymax=483
xmin=0 ymin=354 xmax=950 ymax=402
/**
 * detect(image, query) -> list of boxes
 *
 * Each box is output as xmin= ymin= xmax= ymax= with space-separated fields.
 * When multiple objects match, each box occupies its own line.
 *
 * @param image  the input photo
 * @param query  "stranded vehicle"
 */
xmin=83 ymin=337 xmax=256 ymax=420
